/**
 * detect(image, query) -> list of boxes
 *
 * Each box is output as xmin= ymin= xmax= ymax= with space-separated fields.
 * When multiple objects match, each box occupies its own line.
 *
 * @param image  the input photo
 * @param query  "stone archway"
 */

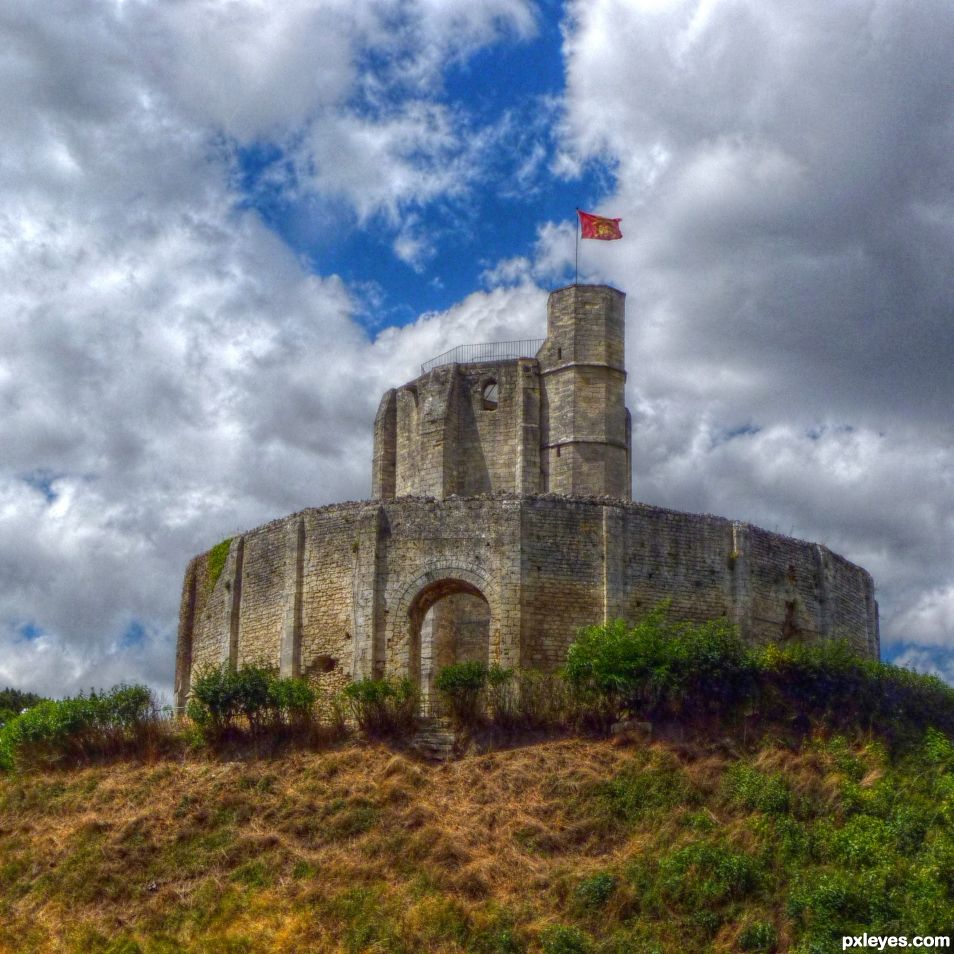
xmin=389 ymin=566 xmax=498 ymax=713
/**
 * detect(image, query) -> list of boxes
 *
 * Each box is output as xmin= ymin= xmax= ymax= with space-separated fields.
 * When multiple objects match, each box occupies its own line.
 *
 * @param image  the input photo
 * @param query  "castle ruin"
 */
xmin=175 ymin=284 xmax=879 ymax=708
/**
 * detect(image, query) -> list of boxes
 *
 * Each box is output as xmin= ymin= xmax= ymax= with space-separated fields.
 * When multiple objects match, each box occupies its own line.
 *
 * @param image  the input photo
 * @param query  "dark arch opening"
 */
xmin=407 ymin=578 xmax=491 ymax=714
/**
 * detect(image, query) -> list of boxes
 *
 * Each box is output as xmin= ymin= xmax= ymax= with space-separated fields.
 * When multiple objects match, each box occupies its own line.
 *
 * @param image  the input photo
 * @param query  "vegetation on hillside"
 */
xmin=1 ymin=732 xmax=953 ymax=952
xmin=1 ymin=609 xmax=953 ymax=951
xmin=0 ymin=685 xmax=158 ymax=773
xmin=563 ymin=609 xmax=954 ymax=744
xmin=187 ymin=665 xmax=322 ymax=740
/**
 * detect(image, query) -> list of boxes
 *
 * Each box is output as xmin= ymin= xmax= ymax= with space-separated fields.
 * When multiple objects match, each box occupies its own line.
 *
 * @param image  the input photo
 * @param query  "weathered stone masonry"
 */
xmin=175 ymin=284 xmax=879 ymax=707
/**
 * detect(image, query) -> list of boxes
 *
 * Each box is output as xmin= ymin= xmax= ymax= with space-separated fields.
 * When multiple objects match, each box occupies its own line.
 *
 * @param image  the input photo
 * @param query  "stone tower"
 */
xmin=537 ymin=284 xmax=631 ymax=498
xmin=372 ymin=283 xmax=632 ymax=501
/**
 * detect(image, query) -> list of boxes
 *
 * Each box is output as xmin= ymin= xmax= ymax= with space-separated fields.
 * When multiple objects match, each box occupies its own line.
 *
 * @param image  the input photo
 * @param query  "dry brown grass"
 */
xmin=0 ymin=730 xmax=938 ymax=953
xmin=0 ymin=738 xmax=653 ymax=952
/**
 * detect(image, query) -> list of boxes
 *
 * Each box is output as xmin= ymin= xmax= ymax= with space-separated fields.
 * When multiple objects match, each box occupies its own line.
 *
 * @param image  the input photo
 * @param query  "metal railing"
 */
xmin=421 ymin=338 xmax=545 ymax=374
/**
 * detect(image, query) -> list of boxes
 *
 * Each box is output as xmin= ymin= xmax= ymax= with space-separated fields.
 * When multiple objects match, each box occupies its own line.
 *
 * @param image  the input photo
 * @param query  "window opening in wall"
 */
xmin=556 ymin=445 xmax=561 ymax=457
xmin=557 ymin=347 xmax=562 ymax=359
xmin=481 ymin=379 xmax=499 ymax=410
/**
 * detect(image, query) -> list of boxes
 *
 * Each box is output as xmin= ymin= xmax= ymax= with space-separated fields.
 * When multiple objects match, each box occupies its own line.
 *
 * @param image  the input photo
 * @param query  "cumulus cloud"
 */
xmin=553 ymin=0 xmax=954 ymax=660
xmin=2 ymin=0 xmax=952 ymax=696
xmin=0 ymin=0 xmax=542 ymax=695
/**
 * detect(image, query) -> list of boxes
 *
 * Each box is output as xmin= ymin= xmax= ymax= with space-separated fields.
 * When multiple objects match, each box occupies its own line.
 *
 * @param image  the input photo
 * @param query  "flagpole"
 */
xmin=574 ymin=208 xmax=580 ymax=285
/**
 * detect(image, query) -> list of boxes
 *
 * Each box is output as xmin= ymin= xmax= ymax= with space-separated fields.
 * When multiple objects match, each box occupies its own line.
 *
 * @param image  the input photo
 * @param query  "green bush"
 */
xmin=755 ymin=642 xmax=954 ymax=742
xmin=574 ymin=872 xmax=616 ymax=910
xmin=563 ymin=606 xmax=954 ymax=741
xmin=725 ymin=763 xmax=793 ymax=815
xmin=186 ymin=665 xmax=243 ymax=735
xmin=564 ymin=605 xmax=755 ymax=723
xmin=0 ymin=684 xmax=156 ymax=771
xmin=738 ymin=920 xmax=778 ymax=951
xmin=592 ymin=751 xmax=697 ymax=826
xmin=540 ymin=924 xmax=591 ymax=954
xmin=341 ymin=677 xmax=418 ymax=737
xmin=787 ymin=869 xmax=881 ymax=940
xmin=658 ymin=838 xmax=764 ymax=907
xmin=186 ymin=665 xmax=318 ymax=739
xmin=269 ymin=676 xmax=318 ymax=727
xmin=435 ymin=661 xmax=488 ymax=726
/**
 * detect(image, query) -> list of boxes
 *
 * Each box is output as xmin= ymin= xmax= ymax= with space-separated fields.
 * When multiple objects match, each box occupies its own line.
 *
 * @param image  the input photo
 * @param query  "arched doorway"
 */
xmin=407 ymin=578 xmax=491 ymax=714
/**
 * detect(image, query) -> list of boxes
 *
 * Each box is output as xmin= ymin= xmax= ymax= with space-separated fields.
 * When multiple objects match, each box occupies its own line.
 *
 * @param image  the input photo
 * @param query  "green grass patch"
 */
xmin=724 ymin=762 xmax=793 ymax=815
xmin=586 ymin=749 xmax=699 ymax=830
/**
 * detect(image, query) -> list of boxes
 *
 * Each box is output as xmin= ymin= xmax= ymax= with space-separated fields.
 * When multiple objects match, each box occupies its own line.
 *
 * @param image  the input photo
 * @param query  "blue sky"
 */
xmin=235 ymin=1 xmax=617 ymax=324
xmin=1 ymin=0 xmax=953 ymax=696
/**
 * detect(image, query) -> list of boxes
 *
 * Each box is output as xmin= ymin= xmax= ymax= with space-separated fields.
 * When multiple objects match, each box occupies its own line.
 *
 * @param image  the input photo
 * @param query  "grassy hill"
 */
xmin=2 ymin=727 xmax=953 ymax=953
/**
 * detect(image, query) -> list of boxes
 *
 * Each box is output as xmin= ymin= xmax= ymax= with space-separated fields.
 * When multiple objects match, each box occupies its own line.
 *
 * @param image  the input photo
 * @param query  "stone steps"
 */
xmin=410 ymin=717 xmax=457 ymax=761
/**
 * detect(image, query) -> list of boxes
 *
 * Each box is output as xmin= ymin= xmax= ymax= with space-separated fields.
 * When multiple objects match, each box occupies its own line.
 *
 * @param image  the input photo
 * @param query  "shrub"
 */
xmin=540 ymin=925 xmax=591 ymax=954
xmin=232 ymin=666 xmax=273 ymax=732
xmin=787 ymin=869 xmax=882 ymax=940
xmin=592 ymin=751 xmax=696 ymax=826
xmin=563 ymin=617 xmax=641 ymax=719
xmin=186 ymin=664 xmax=318 ymax=739
xmin=725 ymin=763 xmax=793 ymax=815
xmin=574 ymin=872 xmax=616 ymax=910
xmin=187 ymin=665 xmax=244 ymax=735
xmin=435 ymin=661 xmax=488 ymax=726
xmin=658 ymin=839 xmax=764 ymax=908
xmin=564 ymin=605 xmax=755 ymax=723
xmin=564 ymin=607 xmax=954 ymax=742
xmin=738 ymin=920 xmax=778 ymax=951
xmin=269 ymin=676 xmax=318 ymax=728
xmin=752 ymin=642 xmax=954 ymax=744
xmin=341 ymin=677 xmax=418 ymax=737
xmin=0 ymin=684 xmax=157 ymax=771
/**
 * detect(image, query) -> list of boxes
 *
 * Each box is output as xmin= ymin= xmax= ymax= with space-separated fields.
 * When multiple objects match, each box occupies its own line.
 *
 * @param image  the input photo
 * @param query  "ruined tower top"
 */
xmin=371 ymin=284 xmax=632 ymax=500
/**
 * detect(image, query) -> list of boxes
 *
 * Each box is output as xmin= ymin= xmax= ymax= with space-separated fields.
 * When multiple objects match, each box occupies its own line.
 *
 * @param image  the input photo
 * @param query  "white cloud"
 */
xmin=0 ymin=0 xmax=544 ymax=695
xmin=2 ymin=0 xmax=953 ymax=697
xmin=297 ymin=102 xmax=470 ymax=223
xmin=892 ymin=588 xmax=954 ymax=651
xmin=552 ymin=0 xmax=954 ymax=663
xmin=482 ymin=219 xmax=577 ymax=288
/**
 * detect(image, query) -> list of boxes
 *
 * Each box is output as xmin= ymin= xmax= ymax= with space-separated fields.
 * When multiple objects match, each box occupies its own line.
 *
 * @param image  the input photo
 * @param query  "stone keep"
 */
xmin=175 ymin=284 xmax=879 ymax=708
xmin=372 ymin=284 xmax=631 ymax=500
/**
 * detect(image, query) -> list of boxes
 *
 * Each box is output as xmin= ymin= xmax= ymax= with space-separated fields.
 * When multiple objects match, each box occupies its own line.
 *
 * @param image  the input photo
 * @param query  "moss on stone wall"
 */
xmin=206 ymin=537 xmax=233 ymax=594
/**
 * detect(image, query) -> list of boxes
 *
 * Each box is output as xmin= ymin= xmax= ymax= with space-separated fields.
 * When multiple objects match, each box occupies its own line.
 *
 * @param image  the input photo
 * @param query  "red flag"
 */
xmin=577 ymin=209 xmax=622 ymax=240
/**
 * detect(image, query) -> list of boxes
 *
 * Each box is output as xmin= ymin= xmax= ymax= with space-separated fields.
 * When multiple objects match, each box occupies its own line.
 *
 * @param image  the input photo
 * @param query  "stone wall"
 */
xmin=373 ymin=359 xmax=542 ymax=499
xmin=372 ymin=284 xmax=632 ymax=502
xmin=176 ymin=494 xmax=879 ymax=707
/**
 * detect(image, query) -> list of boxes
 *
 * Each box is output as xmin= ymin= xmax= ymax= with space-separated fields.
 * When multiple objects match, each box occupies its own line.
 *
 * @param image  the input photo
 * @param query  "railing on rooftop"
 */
xmin=421 ymin=338 xmax=545 ymax=374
